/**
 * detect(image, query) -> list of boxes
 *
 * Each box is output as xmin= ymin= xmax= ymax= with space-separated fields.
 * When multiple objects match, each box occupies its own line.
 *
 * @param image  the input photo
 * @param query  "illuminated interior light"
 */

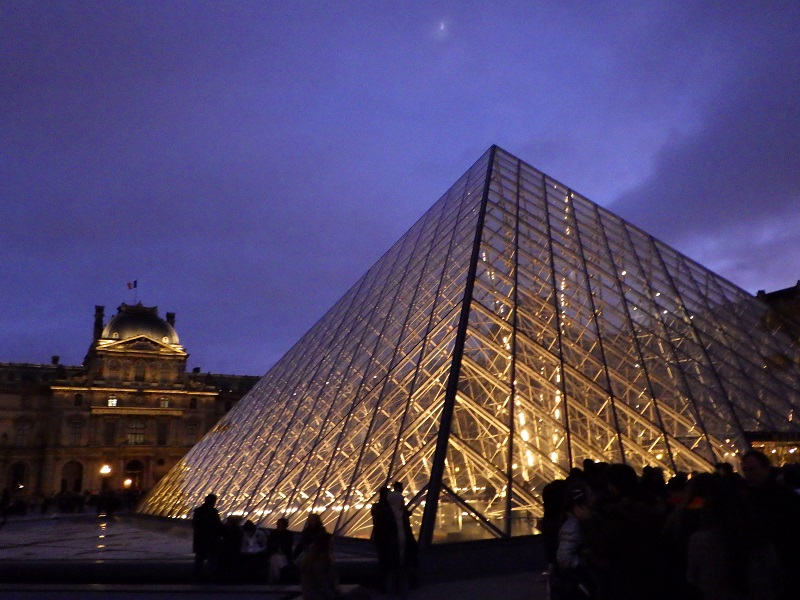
xmin=521 ymin=429 xmax=529 ymax=441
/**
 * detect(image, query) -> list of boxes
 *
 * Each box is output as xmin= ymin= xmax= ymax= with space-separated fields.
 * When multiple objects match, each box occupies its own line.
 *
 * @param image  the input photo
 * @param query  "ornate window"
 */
xmin=107 ymin=395 xmax=118 ymax=407
xmin=127 ymin=419 xmax=145 ymax=445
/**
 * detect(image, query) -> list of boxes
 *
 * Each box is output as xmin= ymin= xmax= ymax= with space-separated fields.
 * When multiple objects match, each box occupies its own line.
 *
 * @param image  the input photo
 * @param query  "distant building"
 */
xmin=758 ymin=280 xmax=800 ymax=343
xmin=0 ymin=303 xmax=259 ymax=502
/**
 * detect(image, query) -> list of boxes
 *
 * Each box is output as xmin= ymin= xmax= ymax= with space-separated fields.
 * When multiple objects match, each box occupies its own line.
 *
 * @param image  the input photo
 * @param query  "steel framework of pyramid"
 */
xmin=139 ymin=146 xmax=800 ymax=544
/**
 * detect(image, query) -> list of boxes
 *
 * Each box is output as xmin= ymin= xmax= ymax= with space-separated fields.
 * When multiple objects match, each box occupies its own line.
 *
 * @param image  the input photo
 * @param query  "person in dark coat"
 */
xmin=267 ymin=517 xmax=294 ymax=583
xmin=740 ymin=449 xmax=800 ymax=600
xmin=371 ymin=487 xmax=398 ymax=591
xmin=192 ymin=493 xmax=222 ymax=580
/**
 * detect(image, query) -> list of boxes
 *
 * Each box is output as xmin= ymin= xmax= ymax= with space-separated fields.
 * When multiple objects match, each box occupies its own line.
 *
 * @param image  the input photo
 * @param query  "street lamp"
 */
xmin=99 ymin=464 xmax=111 ymax=491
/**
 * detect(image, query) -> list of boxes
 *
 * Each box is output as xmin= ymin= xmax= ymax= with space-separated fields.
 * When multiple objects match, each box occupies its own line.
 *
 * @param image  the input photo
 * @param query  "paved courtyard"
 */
xmin=0 ymin=513 xmax=548 ymax=599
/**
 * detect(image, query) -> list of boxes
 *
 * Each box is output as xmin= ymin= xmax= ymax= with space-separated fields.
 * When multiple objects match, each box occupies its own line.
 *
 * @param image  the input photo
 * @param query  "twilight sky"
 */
xmin=2 ymin=1 xmax=799 ymax=376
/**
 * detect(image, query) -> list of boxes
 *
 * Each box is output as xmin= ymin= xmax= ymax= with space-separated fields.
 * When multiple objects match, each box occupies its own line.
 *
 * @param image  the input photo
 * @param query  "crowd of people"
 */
xmin=0 ymin=487 xmax=144 ymax=519
xmin=543 ymin=450 xmax=800 ymax=600
xmin=191 ymin=492 xmax=337 ymax=598
xmin=192 ymin=483 xmax=419 ymax=598
xmin=192 ymin=451 xmax=800 ymax=600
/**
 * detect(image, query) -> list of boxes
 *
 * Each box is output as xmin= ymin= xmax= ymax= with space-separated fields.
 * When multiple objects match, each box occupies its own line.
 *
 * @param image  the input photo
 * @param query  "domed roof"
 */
xmin=102 ymin=303 xmax=180 ymax=344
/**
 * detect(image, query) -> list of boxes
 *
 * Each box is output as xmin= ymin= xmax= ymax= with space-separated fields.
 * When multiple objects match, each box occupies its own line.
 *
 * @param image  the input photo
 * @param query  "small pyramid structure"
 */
xmin=139 ymin=146 xmax=800 ymax=544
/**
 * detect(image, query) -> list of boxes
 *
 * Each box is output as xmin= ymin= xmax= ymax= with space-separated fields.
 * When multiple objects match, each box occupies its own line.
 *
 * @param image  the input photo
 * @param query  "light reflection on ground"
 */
xmin=0 ymin=514 xmax=191 ymax=560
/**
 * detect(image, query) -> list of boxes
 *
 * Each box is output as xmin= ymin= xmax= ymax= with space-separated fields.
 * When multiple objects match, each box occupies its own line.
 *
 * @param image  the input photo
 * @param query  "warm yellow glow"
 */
xmin=520 ymin=429 xmax=529 ymax=441
xmin=123 ymin=478 xmax=133 ymax=488
xmin=99 ymin=465 xmax=111 ymax=475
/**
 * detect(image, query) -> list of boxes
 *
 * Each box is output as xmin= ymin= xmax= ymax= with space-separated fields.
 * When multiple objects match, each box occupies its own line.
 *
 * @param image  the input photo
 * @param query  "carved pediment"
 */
xmin=100 ymin=335 xmax=185 ymax=356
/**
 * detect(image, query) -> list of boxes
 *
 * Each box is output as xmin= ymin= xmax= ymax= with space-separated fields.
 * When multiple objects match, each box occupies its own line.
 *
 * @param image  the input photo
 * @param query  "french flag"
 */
xmin=127 ymin=280 xmax=137 ymax=290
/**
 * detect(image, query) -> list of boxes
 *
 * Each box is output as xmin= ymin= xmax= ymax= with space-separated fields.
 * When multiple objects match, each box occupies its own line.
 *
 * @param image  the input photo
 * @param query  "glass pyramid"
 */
xmin=138 ymin=146 xmax=800 ymax=544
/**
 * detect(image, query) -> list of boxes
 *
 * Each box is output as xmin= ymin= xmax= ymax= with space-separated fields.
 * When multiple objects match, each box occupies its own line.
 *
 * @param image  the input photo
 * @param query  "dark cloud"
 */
xmin=610 ymin=2 xmax=800 ymax=292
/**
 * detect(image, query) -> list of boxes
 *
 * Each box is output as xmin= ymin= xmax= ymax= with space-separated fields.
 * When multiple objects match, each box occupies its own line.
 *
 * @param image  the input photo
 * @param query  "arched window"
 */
xmin=74 ymin=393 xmax=83 ymax=407
xmin=189 ymin=397 xmax=198 ymax=410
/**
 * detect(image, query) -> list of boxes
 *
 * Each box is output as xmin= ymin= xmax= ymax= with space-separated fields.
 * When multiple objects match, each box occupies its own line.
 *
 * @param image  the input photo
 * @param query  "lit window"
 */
xmin=159 ymin=398 xmax=169 ymax=408
xmin=108 ymin=396 xmax=118 ymax=407
xmin=127 ymin=419 xmax=145 ymax=445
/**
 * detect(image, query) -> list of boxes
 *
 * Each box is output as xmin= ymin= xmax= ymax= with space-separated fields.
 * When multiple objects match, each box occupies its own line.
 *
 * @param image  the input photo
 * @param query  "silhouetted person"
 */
xmin=540 ymin=478 xmax=568 ymax=568
xmin=240 ymin=519 xmax=269 ymax=580
xmin=192 ymin=493 xmax=222 ymax=580
xmin=592 ymin=463 xmax=668 ymax=600
xmin=267 ymin=517 xmax=294 ymax=582
xmin=386 ymin=481 xmax=418 ymax=597
xmin=687 ymin=474 xmax=782 ymax=600
xmin=740 ymin=449 xmax=800 ymax=600
xmin=555 ymin=485 xmax=597 ymax=599
xmin=371 ymin=487 xmax=397 ymax=592
xmin=297 ymin=514 xmax=337 ymax=599
xmin=217 ymin=515 xmax=245 ymax=582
